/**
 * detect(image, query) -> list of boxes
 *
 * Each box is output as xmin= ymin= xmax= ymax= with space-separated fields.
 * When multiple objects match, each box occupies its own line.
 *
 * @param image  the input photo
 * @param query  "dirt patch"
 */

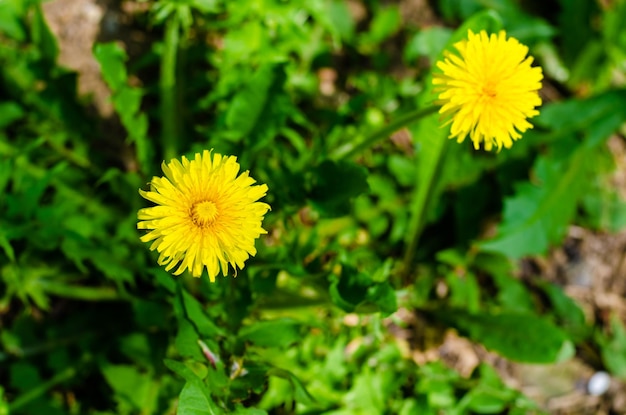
xmin=43 ymin=0 xmax=112 ymax=116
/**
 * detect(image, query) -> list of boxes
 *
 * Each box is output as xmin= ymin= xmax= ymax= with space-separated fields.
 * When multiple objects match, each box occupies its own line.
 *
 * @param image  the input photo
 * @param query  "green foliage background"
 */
xmin=2 ymin=0 xmax=626 ymax=413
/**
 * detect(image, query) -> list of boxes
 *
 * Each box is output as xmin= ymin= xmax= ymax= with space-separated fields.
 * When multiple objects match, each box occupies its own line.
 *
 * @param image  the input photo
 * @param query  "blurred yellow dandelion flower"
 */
xmin=433 ymin=30 xmax=543 ymax=151
xmin=137 ymin=150 xmax=270 ymax=281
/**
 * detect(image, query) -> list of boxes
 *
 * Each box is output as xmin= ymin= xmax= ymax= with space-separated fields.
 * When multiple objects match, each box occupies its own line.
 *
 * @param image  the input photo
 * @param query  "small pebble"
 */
xmin=588 ymin=371 xmax=611 ymax=396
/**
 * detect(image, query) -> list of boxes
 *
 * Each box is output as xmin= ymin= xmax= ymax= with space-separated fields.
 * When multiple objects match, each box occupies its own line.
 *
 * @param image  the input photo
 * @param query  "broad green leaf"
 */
xmin=473 ymin=253 xmax=535 ymax=312
xmin=100 ymin=364 xmax=157 ymax=412
xmin=112 ymin=88 xmax=148 ymax=140
xmin=535 ymin=90 xmax=626 ymax=147
xmin=164 ymin=359 xmax=202 ymax=384
xmin=175 ymin=319 xmax=204 ymax=360
xmin=181 ymin=289 xmax=224 ymax=337
xmin=178 ymin=381 xmax=222 ymax=415
xmin=480 ymin=145 xmax=588 ymax=258
xmin=225 ymin=63 xmax=284 ymax=141
xmin=436 ymin=309 xmax=573 ymax=363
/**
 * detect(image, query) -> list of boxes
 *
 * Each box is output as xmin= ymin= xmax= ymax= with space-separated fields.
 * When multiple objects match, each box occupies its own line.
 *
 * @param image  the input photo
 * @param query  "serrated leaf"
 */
xmin=93 ymin=43 xmax=128 ymax=90
xmin=94 ymin=42 xmax=151 ymax=170
xmin=175 ymin=319 xmax=204 ymax=360
xmin=225 ymin=63 xmax=285 ymax=141
xmin=181 ymin=289 xmax=224 ymax=337
xmin=113 ymin=88 xmax=149 ymax=140
xmin=535 ymin=90 xmax=626 ymax=147
xmin=437 ymin=310 xmax=573 ymax=363
xmin=480 ymin=146 xmax=587 ymax=258
xmin=31 ymin=4 xmax=58 ymax=62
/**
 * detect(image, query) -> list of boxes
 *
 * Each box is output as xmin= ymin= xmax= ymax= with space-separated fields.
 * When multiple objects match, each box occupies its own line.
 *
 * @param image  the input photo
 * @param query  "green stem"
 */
xmin=41 ymin=281 xmax=120 ymax=301
xmin=402 ymin=136 xmax=448 ymax=277
xmin=161 ymin=16 xmax=180 ymax=161
xmin=331 ymin=106 xmax=439 ymax=161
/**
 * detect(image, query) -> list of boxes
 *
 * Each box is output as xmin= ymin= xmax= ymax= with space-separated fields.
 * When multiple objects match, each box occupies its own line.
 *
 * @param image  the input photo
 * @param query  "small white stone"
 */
xmin=588 ymin=371 xmax=611 ymax=396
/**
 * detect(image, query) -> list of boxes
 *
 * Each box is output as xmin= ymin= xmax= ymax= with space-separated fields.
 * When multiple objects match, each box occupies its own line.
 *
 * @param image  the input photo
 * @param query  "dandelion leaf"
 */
xmin=480 ymin=146 xmax=587 ymax=258
xmin=178 ymin=381 xmax=222 ymax=415
xmin=435 ymin=309 xmax=573 ymax=363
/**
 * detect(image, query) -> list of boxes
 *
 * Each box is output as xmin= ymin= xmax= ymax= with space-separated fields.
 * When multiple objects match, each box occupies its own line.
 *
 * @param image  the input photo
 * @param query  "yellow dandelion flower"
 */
xmin=432 ymin=30 xmax=543 ymax=151
xmin=137 ymin=150 xmax=270 ymax=281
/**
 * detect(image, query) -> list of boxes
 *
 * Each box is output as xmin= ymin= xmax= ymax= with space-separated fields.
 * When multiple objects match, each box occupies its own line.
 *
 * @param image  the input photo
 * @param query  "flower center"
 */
xmin=191 ymin=200 xmax=218 ymax=227
xmin=481 ymin=84 xmax=497 ymax=99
